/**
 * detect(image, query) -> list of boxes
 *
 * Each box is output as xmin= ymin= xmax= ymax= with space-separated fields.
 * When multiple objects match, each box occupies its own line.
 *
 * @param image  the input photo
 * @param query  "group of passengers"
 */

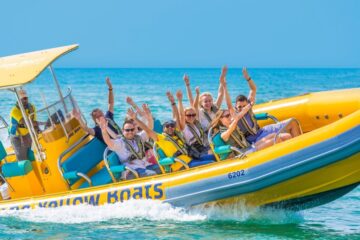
xmin=9 ymin=67 xmax=301 ymax=180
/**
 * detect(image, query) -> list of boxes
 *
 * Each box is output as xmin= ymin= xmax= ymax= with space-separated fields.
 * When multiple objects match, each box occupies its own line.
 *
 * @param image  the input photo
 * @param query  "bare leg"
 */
xmin=286 ymin=120 xmax=301 ymax=137
xmin=278 ymin=132 xmax=292 ymax=142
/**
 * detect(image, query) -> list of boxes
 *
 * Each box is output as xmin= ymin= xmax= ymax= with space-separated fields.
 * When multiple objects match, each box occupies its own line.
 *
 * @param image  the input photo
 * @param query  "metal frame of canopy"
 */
xmin=0 ymin=45 xmax=79 ymax=162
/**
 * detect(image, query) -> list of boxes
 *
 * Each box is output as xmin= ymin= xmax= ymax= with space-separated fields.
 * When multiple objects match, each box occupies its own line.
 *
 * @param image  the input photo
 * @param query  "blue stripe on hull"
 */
xmin=165 ymin=125 xmax=360 ymax=207
xmin=263 ymin=182 xmax=360 ymax=210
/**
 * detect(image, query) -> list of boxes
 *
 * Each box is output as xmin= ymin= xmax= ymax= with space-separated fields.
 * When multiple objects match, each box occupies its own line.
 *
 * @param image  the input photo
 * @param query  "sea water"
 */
xmin=0 ymin=68 xmax=359 ymax=239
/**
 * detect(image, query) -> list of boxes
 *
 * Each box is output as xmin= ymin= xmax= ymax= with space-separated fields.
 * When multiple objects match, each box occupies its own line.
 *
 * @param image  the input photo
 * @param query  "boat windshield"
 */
xmin=28 ymin=88 xmax=83 ymax=142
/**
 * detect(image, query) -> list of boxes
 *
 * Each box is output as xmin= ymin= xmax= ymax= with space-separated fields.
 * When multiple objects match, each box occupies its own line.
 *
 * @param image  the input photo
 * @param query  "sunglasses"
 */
xmin=185 ymin=113 xmax=196 ymax=118
xmin=165 ymin=124 xmax=176 ymax=128
xmin=124 ymin=128 xmax=135 ymax=132
xmin=221 ymin=113 xmax=231 ymax=119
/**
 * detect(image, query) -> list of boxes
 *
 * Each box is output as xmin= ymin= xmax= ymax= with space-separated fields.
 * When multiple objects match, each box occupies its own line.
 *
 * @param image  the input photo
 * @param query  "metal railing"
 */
xmin=28 ymin=88 xmax=87 ymax=144
xmin=57 ymin=134 xmax=90 ymax=189
xmin=103 ymin=147 xmax=139 ymax=181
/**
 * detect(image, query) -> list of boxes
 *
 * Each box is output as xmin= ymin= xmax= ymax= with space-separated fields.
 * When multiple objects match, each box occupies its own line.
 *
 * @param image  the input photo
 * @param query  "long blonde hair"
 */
xmin=209 ymin=109 xmax=226 ymax=130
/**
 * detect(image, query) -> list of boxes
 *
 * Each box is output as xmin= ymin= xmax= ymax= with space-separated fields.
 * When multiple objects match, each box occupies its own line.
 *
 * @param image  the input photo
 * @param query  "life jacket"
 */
xmin=162 ymin=130 xmax=188 ymax=156
xmin=219 ymin=125 xmax=250 ymax=150
xmin=121 ymin=135 xmax=146 ymax=162
xmin=200 ymin=105 xmax=218 ymax=124
xmin=10 ymin=103 xmax=36 ymax=136
xmin=237 ymin=108 xmax=260 ymax=136
xmin=186 ymin=120 xmax=207 ymax=150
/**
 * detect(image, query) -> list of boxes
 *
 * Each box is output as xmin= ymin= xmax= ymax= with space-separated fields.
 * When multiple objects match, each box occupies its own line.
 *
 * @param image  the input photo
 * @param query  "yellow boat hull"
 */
xmin=0 ymin=89 xmax=359 ymax=210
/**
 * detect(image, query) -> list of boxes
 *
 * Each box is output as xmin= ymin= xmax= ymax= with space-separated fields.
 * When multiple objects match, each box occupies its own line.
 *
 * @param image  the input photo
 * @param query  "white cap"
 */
xmin=18 ymin=89 xmax=28 ymax=99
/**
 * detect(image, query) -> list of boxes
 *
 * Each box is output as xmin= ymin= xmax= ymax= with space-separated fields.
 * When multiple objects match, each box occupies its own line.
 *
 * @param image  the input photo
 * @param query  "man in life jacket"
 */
xmin=73 ymin=77 xmax=122 ymax=143
xmin=98 ymin=115 xmax=161 ymax=179
xmin=9 ymin=89 xmax=37 ymax=160
xmin=223 ymin=66 xmax=301 ymax=144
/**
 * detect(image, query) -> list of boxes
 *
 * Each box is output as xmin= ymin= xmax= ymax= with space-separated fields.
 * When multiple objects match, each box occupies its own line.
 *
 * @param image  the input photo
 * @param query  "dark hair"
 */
xmin=123 ymin=119 xmax=135 ymax=128
xmin=235 ymin=95 xmax=248 ymax=103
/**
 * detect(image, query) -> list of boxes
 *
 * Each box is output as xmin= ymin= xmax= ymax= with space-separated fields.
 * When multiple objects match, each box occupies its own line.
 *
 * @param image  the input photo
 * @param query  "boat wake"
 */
xmin=0 ymin=199 xmax=303 ymax=224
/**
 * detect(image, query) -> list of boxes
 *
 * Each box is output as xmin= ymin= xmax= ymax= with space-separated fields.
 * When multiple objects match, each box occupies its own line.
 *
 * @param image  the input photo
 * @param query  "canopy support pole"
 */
xmin=49 ymin=65 xmax=68 ymax=114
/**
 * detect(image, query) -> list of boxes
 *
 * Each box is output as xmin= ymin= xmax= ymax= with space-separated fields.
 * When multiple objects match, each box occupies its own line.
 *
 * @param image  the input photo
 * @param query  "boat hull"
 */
xmin=0 ymin=89 xmax=359 ymax=211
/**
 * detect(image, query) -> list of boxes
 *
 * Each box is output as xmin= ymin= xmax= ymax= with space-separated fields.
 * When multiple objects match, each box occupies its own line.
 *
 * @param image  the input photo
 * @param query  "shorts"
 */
xmin=247 ymin=120 xmax=289 ymax=144
xmin=10 ymin=134 xmax=32 ymax=160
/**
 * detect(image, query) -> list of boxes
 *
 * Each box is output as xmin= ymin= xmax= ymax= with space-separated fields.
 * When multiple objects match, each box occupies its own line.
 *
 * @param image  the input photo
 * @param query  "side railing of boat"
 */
xmin=57 ymin=134 xmax=92 ymax=189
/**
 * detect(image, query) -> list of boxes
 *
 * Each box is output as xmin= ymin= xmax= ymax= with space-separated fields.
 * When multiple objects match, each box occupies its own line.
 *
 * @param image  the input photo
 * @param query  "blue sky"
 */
xmin=1 ymin=0 xmax=359 ymax=68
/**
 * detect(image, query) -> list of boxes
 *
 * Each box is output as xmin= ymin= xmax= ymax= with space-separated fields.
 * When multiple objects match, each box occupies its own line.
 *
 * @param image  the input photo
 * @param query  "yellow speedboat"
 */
xmin=0 ymin=45 xmax=358 ymax=211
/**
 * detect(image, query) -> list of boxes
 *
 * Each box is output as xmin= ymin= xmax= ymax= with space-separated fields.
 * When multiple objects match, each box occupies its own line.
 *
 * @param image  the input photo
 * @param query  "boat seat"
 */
xmin=103 ymin=148 xmax=138 ymax=181
xmin=2 ymin=160 xmax=33 ymax=177
xmin=153 ymin=144 xmax=190 ymax=173
xmin=60 ymin=138 xmax=113 ymax=188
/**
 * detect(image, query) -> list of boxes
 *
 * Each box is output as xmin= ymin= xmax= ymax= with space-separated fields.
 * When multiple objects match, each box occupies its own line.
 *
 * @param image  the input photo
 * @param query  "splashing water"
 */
xmin=0 ymin=198 xmax=304 ymax=226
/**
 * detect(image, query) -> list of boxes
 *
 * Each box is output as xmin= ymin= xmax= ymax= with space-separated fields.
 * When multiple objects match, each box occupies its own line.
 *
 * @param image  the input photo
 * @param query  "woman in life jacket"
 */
xmin=210 ymin=107 xmax=276 ymax=158
xmin=182 ymin=67 xmax=226 ymax=132
xmin=175 ymin=90 xmax=216 ymax=161
xmin=222 ymin=66 xmax=299 ymax=145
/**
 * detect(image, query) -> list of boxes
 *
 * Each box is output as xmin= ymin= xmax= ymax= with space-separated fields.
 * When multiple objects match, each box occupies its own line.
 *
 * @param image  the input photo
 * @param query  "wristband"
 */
xmin=171 ymin=102 xmax=176 ymax=106
xmin=246 ymin=77 xmax=252 ymax=82
xmin=108 ymin=88 xmax=113 ymax=91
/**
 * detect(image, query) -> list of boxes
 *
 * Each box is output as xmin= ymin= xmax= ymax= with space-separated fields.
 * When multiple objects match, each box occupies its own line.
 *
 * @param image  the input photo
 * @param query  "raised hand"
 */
xmin=96 ymin=116 xmax=108 ymax=130
xmin=176 ymin=90 xmax=183 ymax=100
xmin=166 ymin=91 xmax=175 ymax=104
xmin=127 ymin=108 xmax=137 ymax=120
xmin=126 ymin=96 xmax=134 ymax=105
xmin=242 ymin=67 xmax=251 ymax=81
xmin=195 ymin=86 xmax=200 ymax=95
xmin=221 ymin=65 xmax=228 ymax=78
xmin=106 ymin=77 xmax=112 ymax=89
xmin=142 ymin=104 xmax=152 ymax=118
xmin=220 ymin=65 xmax=228 ymax=86
xmin=183 ymin=74 xmax=190 ymax=86
xmin=72 ymin=108 xmax=81 ymax=120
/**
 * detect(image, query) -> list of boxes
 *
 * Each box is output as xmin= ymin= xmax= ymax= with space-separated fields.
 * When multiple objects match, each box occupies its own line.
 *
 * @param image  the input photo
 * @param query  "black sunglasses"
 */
xmin=124 ymin=128 xmax=135 ymax=132
xmin=165 ymin=124 xmax=176 ymax=128
xmin=185 ymin=113 xmax=196 ymax=117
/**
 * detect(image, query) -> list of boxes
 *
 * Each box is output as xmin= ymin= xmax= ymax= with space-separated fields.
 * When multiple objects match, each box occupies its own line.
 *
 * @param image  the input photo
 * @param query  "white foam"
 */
xmin=0 ymin=198 xmax=303 ymax=224
xmin=0 ymin=200 xmax=206 ymax=224
xmin=191 ymin=199 xmax=303 ymax=224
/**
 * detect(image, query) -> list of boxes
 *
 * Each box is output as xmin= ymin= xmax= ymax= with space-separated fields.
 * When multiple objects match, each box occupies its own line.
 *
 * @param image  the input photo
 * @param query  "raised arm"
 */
xmin=142 ymin=103 xmax=154 ymax=130
xmin=193 ymin=87 xmax=200 ymax=119
xmin=215 ymin=82 xmax=224 ymax=109
xmin=221 ymin=66 xmax=236 ymax=116
xmin=106 ymin=77 xmax=115 ymax=113
xmin=221 ymin=104 xmax=251 ymax=142
xmin=127 ymin=108 xmax=158 ymax=142
xmin=166 ymin=91 xmax=181 ymax=130
xmin=126 ymin=96 xmax=145 ymax=117
xmin=73 ymin=108 xmax=95 ymax=136
xmin=183 ymin=74 xmax=194 ymax=106
xmin=97 ymin=117 xmax=116 ymax=149
xmin=176 ymin=90 xmax=185 ymax=131
xmin=242 ymin=67 xmax=257 ymax=105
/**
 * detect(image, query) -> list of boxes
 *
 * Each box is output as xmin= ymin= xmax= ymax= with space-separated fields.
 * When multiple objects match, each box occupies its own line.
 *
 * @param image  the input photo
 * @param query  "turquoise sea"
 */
xmin=0 ymin=68 xmax=359 ymax=239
